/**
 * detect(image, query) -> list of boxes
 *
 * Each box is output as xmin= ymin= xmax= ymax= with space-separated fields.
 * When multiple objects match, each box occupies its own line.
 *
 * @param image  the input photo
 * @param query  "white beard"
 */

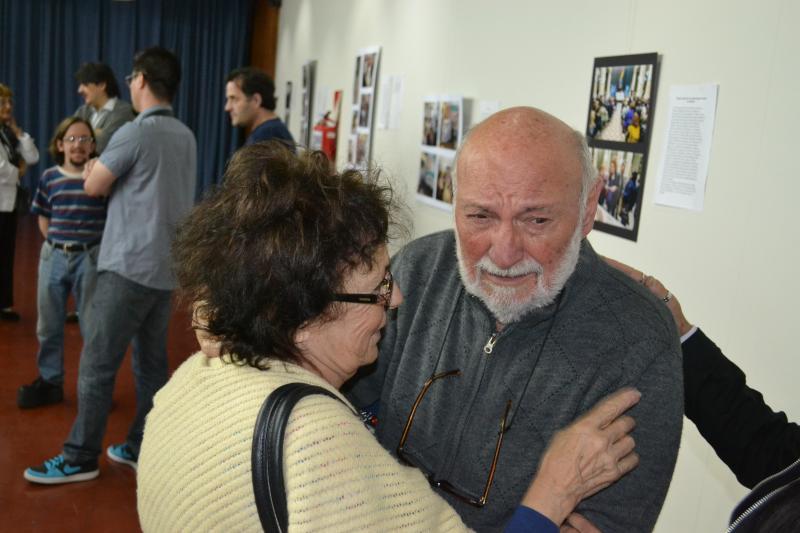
xmin=455 ymin=223 xmax=583 ymax=325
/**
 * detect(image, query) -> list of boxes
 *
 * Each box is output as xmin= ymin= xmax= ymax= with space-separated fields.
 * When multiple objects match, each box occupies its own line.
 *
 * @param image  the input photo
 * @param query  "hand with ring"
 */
xmin=602 ymin=257 xmax=693 ymax=336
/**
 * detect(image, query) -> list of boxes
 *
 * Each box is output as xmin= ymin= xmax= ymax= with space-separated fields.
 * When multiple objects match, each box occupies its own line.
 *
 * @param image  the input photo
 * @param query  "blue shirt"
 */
xmin=31 ymin=166 xmax=106 ymax=244
xmin=98 ymin=105 xmax=197 ymax=290
xmin=245 ymin=117 xmax=295 ymax=149
xmin=506 ymin=506 xmax=557 ymax=533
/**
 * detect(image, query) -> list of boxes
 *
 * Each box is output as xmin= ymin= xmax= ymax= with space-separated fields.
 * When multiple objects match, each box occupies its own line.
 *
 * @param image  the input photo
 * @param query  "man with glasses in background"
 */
xmin=17 ymin=117 xmax=105 ymax=409
xmin=346 ymin=107 xmax=683 ymax=532
xmin=25 ymin=47 xmax=196 ymax=485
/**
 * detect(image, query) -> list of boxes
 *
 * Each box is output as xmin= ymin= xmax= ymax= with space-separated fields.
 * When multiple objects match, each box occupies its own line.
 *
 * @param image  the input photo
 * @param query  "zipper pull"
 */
xmin=484 ymin=333 xmax=499 ymax=355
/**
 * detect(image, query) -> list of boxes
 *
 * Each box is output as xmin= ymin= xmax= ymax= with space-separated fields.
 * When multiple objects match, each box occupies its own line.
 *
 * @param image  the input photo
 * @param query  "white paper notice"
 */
xmin=377 ymin=75 xmax=405 ymax=130
xmin=377 ymin=77 xmax=391 ymax=129
xmin=654 ymin=84 xmax=719 ymax=211
xmin=388 ymin=75 xmax=404 ymax=130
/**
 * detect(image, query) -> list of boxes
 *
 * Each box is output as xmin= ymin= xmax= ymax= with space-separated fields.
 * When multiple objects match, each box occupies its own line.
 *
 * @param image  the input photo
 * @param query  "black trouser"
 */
xmin=0 ymin=210 xmax=18 ymax=308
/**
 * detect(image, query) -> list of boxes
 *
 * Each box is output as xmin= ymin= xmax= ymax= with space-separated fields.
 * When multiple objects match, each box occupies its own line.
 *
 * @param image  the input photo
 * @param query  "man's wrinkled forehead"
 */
xmin=457 ymin=131 xmax=583 ymax=194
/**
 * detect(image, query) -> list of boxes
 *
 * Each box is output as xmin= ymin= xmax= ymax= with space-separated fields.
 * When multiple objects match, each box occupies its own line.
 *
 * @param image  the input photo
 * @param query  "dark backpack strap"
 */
xmin=251 ymin=383 xmax=345 ymax=533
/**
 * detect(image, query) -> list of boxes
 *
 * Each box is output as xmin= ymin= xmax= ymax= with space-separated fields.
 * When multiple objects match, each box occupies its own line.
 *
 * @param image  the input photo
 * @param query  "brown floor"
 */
xmin=1 ymin=214 xmax=198 ymax=532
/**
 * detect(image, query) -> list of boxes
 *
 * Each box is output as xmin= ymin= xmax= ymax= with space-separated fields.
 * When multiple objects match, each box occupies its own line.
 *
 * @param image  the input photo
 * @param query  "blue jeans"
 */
xmin=63 ymin=270 xmax=172 ymax=464
xmin=35 ymin=241 xmax=99 ymax=384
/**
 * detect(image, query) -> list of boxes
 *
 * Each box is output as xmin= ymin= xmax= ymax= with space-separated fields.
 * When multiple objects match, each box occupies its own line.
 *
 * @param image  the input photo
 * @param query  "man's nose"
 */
xmin=488 ymin=221 xmax=524 ymax=269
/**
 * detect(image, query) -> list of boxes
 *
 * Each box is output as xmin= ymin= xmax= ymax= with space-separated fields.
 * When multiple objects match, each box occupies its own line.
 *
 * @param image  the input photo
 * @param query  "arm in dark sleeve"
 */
xmin=683 ymin=328 xmax=800 ymax=488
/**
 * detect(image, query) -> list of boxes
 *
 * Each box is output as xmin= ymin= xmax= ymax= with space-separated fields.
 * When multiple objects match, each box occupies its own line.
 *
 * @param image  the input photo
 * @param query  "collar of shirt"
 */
xmin=100 ymin=97 xmax=117 ymax=112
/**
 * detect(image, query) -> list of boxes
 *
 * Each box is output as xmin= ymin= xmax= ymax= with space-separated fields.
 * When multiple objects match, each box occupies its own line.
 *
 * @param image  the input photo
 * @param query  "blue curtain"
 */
xmin=0 ymin=0 xmax=254 ymax=198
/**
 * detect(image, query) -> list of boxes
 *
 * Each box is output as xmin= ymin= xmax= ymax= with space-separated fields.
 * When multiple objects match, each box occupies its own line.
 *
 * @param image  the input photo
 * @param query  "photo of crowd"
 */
xmin=585 ymin=53 xmax=658 ymax=241
xmin=592 ymin=148 xmax=644 ymax=231
xmin=587 ymin=63 xmax=653 ymax=144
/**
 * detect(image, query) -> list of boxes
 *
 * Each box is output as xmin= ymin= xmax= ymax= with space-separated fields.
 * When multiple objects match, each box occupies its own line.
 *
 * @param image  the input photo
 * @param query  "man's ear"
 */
xmin=581 ymin=178 xmax=603 ymax=237
xmin=99 ymin=82 xmax=107 ymax=94
xmin=251 ymin=92 xmax=262 ymax=108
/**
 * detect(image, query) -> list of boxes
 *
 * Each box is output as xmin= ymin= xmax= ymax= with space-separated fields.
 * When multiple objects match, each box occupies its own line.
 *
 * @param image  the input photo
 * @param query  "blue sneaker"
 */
xmin=106 ymin=443 xmax=138 ymax=471
xmin=24 ymin=454 xmax=99 ymax=484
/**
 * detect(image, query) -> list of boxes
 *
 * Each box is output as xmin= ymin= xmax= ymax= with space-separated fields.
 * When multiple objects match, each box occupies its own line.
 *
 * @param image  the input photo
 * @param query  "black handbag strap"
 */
xmin=251 ymin=383 xmax=346 ymax=533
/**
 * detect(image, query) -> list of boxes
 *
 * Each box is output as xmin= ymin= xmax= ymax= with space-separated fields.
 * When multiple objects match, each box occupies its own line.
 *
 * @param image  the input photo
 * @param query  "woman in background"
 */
xmin=0 ymin=83 xmax=39 ymax=321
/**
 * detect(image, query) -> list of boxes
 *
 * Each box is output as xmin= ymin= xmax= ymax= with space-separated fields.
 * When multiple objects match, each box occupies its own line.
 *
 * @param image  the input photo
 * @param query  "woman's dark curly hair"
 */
xmin=173 ymin=141 xmax=400 ymax=369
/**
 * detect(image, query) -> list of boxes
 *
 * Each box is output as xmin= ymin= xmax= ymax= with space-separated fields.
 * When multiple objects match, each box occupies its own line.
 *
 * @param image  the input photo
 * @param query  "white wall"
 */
xmin=275 ymin=1 xmax=800 ymax=530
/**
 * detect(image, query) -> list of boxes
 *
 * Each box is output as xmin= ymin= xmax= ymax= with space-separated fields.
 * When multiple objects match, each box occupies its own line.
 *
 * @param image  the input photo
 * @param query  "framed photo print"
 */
xmin=585 ymin=52 xmax=659 ymax=241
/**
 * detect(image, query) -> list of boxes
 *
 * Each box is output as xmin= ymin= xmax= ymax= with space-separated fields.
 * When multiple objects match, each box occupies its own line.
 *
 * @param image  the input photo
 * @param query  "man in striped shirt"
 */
xmin=17 ymin=117 xmax=106 ymax=409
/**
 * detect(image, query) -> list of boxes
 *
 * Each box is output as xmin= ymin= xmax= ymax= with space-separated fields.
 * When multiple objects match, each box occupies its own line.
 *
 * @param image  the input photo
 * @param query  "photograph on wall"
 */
xmin=361 ymin=52 xmax=377 ymax=89
xmin=416 ymin=95 xmax=463 ymax=211
xmin=592 ymin=148 xmax=646 ymax=235
xmin=438 ymin=100 xmax=462 ymax=150
xmin=358 ymin=93 xmax=372 ymax=128
xmin=422 ymin=101 xmax=439 ymax=146
xmin=299 ymin=60 xmax=317 ymax=148
xmin=356 ymin=132 xmax=370 ymax=168
xmin=348 ymin=46 xmax=381 ymax=169
xmin=585 ymin=52 xmax=659 ymax=241
xmin=436 ymin=154 xmax=454 ymax=204
xmin=284 ymin=81 xmax=292 ymax=127
xmin=352 ymin=56 xmax=361 ymax=103
xmin=417 ymin=151 xmax=438 ymax=198
xmin=348 ymin=135 xmax=356 ymax=164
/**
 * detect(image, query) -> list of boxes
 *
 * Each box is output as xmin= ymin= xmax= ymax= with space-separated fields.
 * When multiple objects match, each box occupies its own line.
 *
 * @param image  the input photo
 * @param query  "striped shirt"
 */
xmin=31 ymin=166 xmax=106 ymax=244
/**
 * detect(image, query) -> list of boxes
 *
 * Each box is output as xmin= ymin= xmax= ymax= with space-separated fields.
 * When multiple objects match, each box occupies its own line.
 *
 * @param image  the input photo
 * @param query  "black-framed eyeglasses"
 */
xmin=396 ymin=369 xmax=512 ymax=508
xmin=333 ymin=269 xmax=394 ymax=310
xmin=125 ymin=71 xmax=140 ymax=85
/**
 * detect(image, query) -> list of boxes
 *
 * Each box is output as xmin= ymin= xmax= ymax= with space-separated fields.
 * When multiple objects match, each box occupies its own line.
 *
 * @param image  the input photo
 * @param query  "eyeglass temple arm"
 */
xmin=477 ymin=399 xmax=512 ymax=505
xmin=397 ymin=369 xmax=461 ymax=448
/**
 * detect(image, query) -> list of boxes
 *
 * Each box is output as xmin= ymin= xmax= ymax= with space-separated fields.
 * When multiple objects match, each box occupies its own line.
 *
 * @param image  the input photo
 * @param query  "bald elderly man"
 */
xmin=346 ymin=107 xmax=683 ymax=532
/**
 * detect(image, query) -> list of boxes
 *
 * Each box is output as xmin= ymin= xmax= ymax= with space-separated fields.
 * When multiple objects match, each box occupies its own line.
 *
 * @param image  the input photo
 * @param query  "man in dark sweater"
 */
xmin=347 ymin=107 xmax=683 ymax=532
xmin=224 ymin=67 xmax=294 ymax=149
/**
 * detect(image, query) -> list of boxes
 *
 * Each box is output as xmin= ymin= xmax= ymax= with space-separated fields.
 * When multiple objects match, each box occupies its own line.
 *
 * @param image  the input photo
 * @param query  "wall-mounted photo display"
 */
xmin=586 ymin=53 xmax=659 ymax=241
xmin=416 ymin=95 xmax=463 ymax=211
xmin=284 ymin=81 xmax=292 ymax=127
xmin=347 ymin=46 xmax=381 ymax=170
xmin=299 ymin=60 xmax=317 ymax=148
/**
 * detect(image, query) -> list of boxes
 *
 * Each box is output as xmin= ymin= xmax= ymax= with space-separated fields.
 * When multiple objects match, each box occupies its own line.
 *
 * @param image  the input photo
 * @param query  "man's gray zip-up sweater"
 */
xmin=347 ymin=230 xmax=683 ymax=532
